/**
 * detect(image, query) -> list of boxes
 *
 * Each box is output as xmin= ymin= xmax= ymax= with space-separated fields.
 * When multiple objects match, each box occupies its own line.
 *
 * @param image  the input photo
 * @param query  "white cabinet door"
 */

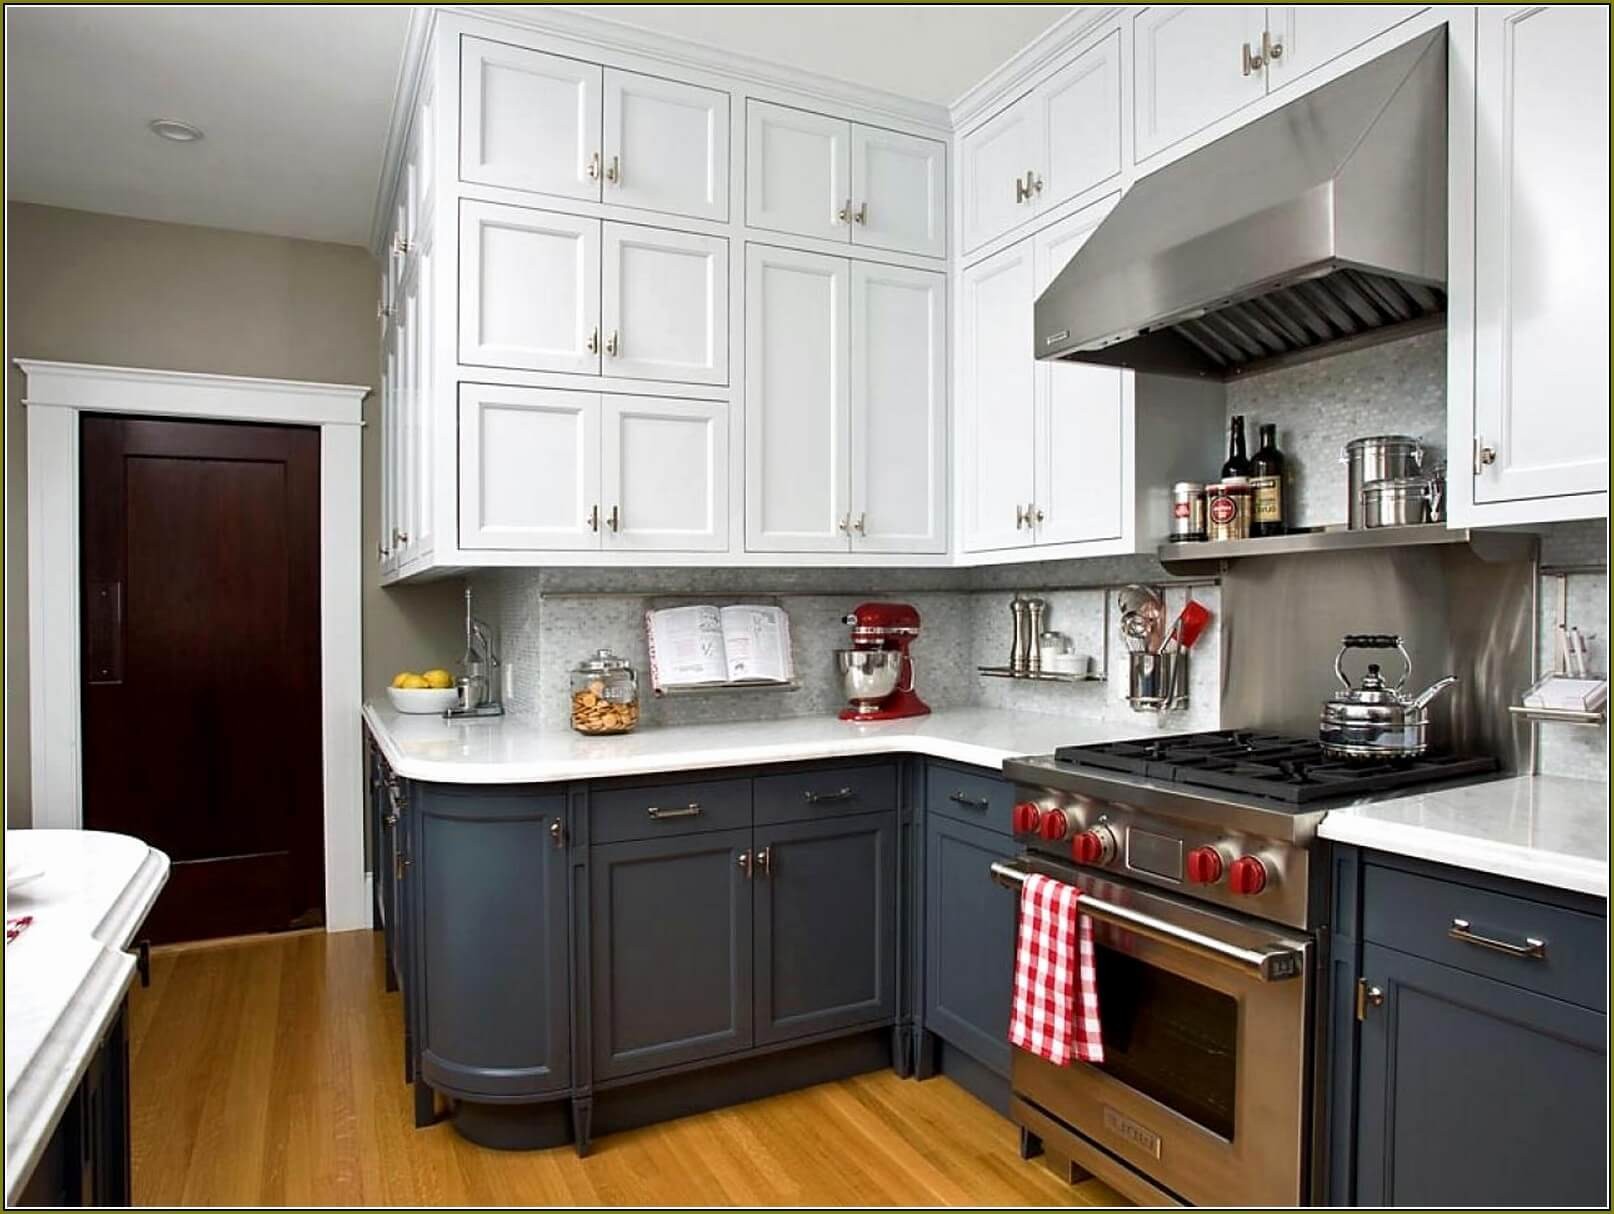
xmin=1034 ymin=199 xmax=1127 ymax=546
xmin=460 ymin=38 xmax=601 ymax=202
xmin=1134 ymin=6 xmax=1267 ymax=162
xmin=1266 ymin=6 xmax=1426 ymax=91
xmin=960 ymin=95 xmax=1040 ymax=252
xmin=458 ymin=385 xmax=601 ymax=550
xmin=601 ymin=396 xmax=729 ymax=552
xmin=395 ymin=252 xmax=419 ymax=566
xmin=1473 ymin=4 xmax=1610 ymax=505
xmin=602 ymin=69 xmax=729 ymax=221
xmin=849 ymin=126 xmax=946 ymax=257
xmin=849 ymin=263 xmax=947 ymax=554
xmin=406 ymin=227 xmax=436 ymax=564
xmin=1038 ymin=30 xmax=1123 ymax=212
xmin=380 ymin=308 xmax=400 ymax=575
xmin=459 ymin=202 xmax=601 ymax=375
xmin=746 ymin=101 xmax=851 ymax=243
xmin=959 ymin=241 xmax=1037 ymax=552
xmin=745 ymin=245 xmax=851 ymax=552
xmin=602 ymin=223 xmax=728 ymax=386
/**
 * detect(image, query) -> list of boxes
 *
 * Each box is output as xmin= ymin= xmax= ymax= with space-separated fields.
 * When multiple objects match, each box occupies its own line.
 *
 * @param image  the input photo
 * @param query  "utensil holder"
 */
xmin=1128 ymin=651 xmax=1189 ymax=712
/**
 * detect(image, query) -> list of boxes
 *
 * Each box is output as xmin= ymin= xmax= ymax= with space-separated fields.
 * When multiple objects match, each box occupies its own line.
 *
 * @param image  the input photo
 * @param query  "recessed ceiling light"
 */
xmin=148 ymin=118 xmax=204 ymax=143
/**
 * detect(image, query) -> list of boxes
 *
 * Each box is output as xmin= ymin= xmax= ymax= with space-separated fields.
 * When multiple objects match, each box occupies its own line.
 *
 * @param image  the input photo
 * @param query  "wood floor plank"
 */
xmin=129 ymin=930 xmax=1125 ymax=1207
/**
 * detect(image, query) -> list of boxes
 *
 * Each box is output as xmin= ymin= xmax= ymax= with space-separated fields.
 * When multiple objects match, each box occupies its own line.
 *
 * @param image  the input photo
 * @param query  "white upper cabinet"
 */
xmin=746 ymin=102 xmax=850 ymax=244
xmin=1267 ymin=7 xmax=1426 ymax=91
xmin=601 ymin=395 xmax=729 ymax=551
xmin=1133 ymin=6 xmax=1268 ymax=163
xmin=959 ymin=240 xmax=1037 ymax=552
xmin=849 ymin=263 xmax=947 ymax=553
xmin=459 ymin=201 xmax=602 ymax=374
xmin=1469 ymin=4 xmax=1609 ymax=512
xmin=459 ymin=384 xmax=602 ymax=550
xmin=849 ymin=125 xmax=946 ymax=257
xmin=601 ymin=223 xmax=729 ymax=386
xmin=460 ymin=38 xmax=602 ymax=201
xmin=602 ymin=69 xmax=729 ymax=221
xmin=960 ymin=31 xmax=1123 ymax=253
xmin=745 ymin=245 xmax=851 ymax=552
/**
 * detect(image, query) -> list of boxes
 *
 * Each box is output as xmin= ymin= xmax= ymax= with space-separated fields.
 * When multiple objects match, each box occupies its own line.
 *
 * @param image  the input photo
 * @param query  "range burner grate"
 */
xmin=1053 ymin=730 xmax=1499 ymax=804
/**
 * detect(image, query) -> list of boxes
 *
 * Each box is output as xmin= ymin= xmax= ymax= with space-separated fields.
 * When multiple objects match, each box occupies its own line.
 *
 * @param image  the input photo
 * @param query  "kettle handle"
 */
xmin=1334 ymin=635 xmax=1411 ymax=690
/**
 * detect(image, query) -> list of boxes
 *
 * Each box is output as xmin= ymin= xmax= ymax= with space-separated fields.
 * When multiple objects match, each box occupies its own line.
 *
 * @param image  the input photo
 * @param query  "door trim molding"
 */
xmin=16 ymin=359 xmax=371 ymax=933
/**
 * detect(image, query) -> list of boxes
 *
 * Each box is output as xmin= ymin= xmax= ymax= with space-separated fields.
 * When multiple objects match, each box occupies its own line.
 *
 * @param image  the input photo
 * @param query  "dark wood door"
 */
xmin=80 ymin=414 xmax=323 ymax=942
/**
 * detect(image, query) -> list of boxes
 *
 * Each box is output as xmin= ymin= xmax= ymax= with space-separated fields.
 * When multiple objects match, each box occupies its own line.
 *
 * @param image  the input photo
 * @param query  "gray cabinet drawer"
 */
xmin=753 ymin=763 xmax=898 ymax=825
xmin=926 ymin=761 xmax=1014 ymax=836
xmin=592 ymin=777 xmax=752 ymax=844
xmin=1363 ymin=864 xmax=1605 ymax=1011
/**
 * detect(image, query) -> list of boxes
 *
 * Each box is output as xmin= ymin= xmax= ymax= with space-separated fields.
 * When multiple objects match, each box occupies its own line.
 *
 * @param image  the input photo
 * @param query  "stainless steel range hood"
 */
xmin=1035 ymin=28 xmax=1447 ymax=380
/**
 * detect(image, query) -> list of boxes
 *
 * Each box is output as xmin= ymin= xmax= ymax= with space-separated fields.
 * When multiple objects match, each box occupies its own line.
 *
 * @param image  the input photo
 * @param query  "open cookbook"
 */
xmin=644 ymin=604 xmax=796 ymax=692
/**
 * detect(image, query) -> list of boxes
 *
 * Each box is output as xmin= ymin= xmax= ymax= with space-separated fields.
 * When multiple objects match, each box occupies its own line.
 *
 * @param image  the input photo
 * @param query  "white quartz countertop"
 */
xmin=362 ymin=703 xmax=1155 ymax=783
xmin=5 ymin=830 xmax=169 ymax=1204
xmin=1318 ymin=775 xmax=1609 ymax=898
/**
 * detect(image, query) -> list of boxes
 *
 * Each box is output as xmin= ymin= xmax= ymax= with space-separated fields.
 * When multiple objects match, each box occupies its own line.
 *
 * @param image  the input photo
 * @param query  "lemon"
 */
xmin=391 ymin=671 xmax=417 ymax=688
xmin=422 ymin=669 xmax=454 ymax=689
xmin=399 ymin=674 xmax=430 ymax=690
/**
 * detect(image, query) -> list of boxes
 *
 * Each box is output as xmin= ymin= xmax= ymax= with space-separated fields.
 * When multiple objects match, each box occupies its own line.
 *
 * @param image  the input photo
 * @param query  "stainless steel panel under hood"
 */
xmin=1035 ymin=28 xmax=1447 ymax=380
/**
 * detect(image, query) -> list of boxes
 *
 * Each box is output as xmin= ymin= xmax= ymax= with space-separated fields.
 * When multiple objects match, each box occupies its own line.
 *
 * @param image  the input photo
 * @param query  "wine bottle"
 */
xmin=1221 ymin=415 xmax=1251 ymax=479
xmin=1250 ymin=422 xmax=1286 ymax=537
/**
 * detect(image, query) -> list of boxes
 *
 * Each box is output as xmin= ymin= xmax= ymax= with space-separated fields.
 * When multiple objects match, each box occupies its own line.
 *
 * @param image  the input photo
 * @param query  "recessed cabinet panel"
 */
xmin=459 ymin=202 xmax=601 ymax=375
xmin=601 ymin=396 xmax=728 ymax=552
xmin=1039 ymin=31 xmax=1123 ymax=210
xmin=849 ymin=263 xmax=946 ymax=553
xmin=745 ymin=101 xmax=851 ymax=243
xmin=460 ymin=38 xmax=602 ymax=201
xmin=960 ymin=98 xmax=1040 ymax=253
xmin=603 ymin=69 xmax=730 ymax=221
xmin=960 ymin=241 xmax=1036 ymax=552
xmin=601 ymin=224 xmax=728 ymax=385
xmin=458 ymin=385 xmax=601 ymax=551
xmin=1134 ymin=6 xmax=1267 ymax=162
xmin=849 ymin=126 xmax=946 ymax=257
xmin=744 ymin=245 xmax=851 ymax=552
xmin=1268 ymin=6 xmax=1427 ymax=90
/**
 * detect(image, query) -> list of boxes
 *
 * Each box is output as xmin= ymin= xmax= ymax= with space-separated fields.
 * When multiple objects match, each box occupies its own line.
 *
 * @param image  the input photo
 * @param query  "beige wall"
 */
xmin=4 ymin=202 xmax=464 ymax=827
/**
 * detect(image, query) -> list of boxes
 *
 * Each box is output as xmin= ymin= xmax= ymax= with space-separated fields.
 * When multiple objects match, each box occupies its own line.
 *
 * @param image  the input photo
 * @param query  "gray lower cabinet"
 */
xmin=923 ymin=812 xmax=1017 ymax=1076
xmin=754 ymin=812 xmax=897 ymax=1045
xmin=590 ymin=828 xmax=755 ymax=1080
xmin=415 ymin=785 xmax=570 ymax=1099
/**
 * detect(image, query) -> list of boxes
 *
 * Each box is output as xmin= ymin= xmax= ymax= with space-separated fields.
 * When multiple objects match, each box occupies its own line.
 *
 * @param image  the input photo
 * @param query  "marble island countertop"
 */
xmin=1318 ymin=775 xmax=1609 ymax=898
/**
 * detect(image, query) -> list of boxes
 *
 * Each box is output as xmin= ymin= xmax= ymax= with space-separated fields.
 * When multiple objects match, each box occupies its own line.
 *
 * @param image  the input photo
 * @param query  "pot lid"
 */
xmin=576 ymin=648 xmax=631 ymax=673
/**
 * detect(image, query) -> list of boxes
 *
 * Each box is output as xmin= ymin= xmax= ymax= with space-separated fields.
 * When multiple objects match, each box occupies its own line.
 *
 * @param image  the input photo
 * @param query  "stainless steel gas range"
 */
xmin=996 ymin=731 xmax=1497 ymax=1207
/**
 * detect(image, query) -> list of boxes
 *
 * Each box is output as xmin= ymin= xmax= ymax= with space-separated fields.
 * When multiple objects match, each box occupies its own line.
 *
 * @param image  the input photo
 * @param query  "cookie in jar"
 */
xmin=570 ymin=649 xmax=640 ymax=734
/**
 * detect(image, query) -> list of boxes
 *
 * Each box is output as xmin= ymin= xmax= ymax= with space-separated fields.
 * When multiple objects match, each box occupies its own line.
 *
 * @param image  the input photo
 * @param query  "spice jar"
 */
xmin=570 ymin=649 xmax=640 ymax=735
xmin=1207 ymin=478 xmax=1252 ymax=541
xmin=1170 ymin=481 xmax=1207 ymax=542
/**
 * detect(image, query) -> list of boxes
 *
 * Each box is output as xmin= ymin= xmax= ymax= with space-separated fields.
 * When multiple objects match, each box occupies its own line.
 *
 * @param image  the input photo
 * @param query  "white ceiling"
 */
xmin=552 ymin=5 xmax=1076 ymax=107
xmin=4 ymin=4 xmax=1073 ymax=248
xmin=4 ymin=4 xmax=413 ymax=246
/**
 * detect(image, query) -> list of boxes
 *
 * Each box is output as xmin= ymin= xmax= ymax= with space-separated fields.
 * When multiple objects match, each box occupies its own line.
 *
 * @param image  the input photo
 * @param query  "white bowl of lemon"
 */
xmin=387 ymin=668 xmax=459 ymax=713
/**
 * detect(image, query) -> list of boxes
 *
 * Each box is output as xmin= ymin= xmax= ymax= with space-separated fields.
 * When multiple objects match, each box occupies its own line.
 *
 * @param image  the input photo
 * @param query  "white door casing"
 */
xmin=603 ymin=68 xmax=730 ymax=221
xmin=602 ymin=223 xmax=729 ymax=386
xmin=460 ymin=37 xmax=602 ymax=201
xmin=746 ymin=101 xmax=852 ymax=244
xmin=602 ymin=395 xmax=729 ymax=551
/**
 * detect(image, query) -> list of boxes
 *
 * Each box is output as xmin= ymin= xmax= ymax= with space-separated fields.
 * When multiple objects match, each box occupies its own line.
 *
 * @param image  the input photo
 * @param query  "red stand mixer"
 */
xmin=835 ymin=602 xmax=931 ymax=721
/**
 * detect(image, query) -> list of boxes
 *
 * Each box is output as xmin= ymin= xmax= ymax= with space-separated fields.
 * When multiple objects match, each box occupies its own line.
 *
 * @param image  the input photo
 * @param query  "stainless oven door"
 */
xmin=993 ymin=857 xmax=1313 ymax=1207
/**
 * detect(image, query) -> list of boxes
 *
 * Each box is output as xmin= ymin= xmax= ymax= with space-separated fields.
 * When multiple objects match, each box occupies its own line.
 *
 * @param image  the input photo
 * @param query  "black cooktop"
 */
xmin=1052 ymin=730 xmax=1499 ymax=805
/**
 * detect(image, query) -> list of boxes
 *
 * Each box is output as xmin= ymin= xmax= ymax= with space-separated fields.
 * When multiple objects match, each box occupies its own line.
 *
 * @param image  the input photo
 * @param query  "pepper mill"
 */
xmin=1026 ymin=598 xmax=1047 ymax=672
xmin=1009 ymin=596 xmax=1031 ymax=673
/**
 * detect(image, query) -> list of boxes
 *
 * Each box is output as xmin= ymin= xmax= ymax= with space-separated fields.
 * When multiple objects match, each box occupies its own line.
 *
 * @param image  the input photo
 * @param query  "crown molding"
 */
xmin=368 ymin=5 xmax=436 ymax=257
xmin=949 ymin=5 xmax=1122 ymax=130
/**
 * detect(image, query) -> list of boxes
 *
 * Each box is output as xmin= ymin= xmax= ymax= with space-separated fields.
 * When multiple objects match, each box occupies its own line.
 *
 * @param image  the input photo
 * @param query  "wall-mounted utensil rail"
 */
xmin=989 ymin=861 xmax=1304 ymax=981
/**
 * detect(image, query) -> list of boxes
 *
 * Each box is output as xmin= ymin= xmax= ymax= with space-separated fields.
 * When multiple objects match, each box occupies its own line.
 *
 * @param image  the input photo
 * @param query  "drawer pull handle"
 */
xmin=803 ymin=787 xmax=855 ymax=804
xmin=647 ymin=802 xmax=702 ymax=820
xmin=550 ymin=819 xmax=565 ymax=848
xmin=949 ymin=791 xmax=991 ymax=809
xmin=1449 ymin=918 xmax=1546 ymax=960
xmin=755 ymin=845 xmax=772 ymax=877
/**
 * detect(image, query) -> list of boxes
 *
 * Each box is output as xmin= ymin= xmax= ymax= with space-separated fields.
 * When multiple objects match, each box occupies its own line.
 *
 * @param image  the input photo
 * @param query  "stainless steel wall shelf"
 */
xmin=1159 ymin=523 xmax=1538 ymax=574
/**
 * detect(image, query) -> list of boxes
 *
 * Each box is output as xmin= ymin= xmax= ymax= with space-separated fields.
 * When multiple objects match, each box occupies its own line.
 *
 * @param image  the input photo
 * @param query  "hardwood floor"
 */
xmin=130 ymin=930 xmax=1123 ymax=1206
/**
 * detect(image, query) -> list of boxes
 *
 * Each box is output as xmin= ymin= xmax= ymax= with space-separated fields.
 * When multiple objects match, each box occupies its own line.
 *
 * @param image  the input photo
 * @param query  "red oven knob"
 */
xmin=1038 ymin=809 xmax=1070 ymax=842
xmin=1228 ymin=855 xmax=1270 ymax=896
xmin=1011 ymin=801 xmax=1042 ymax=835
xmin=1072 ymin=826 xmax=1117 ymax=866
xmin=1186 ymin=846 xmax=1225 ymax=885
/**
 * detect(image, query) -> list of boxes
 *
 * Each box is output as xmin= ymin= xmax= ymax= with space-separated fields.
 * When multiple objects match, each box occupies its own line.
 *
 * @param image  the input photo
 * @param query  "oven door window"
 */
xmin=1093 ymin=943 xmax=1238 ymax=1140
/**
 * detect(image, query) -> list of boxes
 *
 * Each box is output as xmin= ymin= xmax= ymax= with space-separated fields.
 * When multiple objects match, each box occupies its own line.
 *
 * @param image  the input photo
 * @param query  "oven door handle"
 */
xmin=990 ymin=861 xmax=1305 ymax=982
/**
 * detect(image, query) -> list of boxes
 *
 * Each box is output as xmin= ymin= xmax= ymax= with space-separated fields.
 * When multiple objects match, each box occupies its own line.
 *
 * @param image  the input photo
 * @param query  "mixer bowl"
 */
xmin=836 ymin=649 xmax=903 ymax=704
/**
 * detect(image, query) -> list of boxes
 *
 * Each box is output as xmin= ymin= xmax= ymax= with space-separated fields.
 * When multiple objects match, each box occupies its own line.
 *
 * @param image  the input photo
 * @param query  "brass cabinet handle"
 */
xmin=853 ymin=201 xmax=868 ymax=225
xmin=605 ymin=154 xmax=620 ymax=184
xmin=588 ymin=327 xmax=601 ymax=355
xmin=803 ymin=786 xmax=855 ymax=804
xmin=755 ymin=846 xmax=772 ymax=877
xmin=1355 ymin=978 xmax=1384 ymax=1020
xmin=549 ymin=819 xmax=564 ymax=848
xmin=1263 ymin=29 xmax=1283 ymax=62
xmin=586 ymin=151 xmax=601 ymax=180
xmin=738 ymin=849 xmax=752 ymax=877
xmin=605 ymin=330 xmax=620 ymax=358
xmin=648 ymin=802 xmax=702 ymax=819
xmin=1449 ymin=918 xmax=1546 ymax=960
xmin=949 ymin=791 xmax=990 ymax=809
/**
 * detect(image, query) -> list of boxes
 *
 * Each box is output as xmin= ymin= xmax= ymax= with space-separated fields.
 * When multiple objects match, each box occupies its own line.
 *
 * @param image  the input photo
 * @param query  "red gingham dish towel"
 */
xmin=5 ymin=915 xmax=33 ymax=945
xmin=1008 ymin=874 xmax=1104 ymax=1065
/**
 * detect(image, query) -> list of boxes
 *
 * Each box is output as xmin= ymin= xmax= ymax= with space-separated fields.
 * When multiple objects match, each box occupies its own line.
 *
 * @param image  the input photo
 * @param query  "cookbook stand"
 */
xmin=643 ymin=593 xmax=802 ymax=698
xmin=1507 ymin=571 xmax=1606 ymax=726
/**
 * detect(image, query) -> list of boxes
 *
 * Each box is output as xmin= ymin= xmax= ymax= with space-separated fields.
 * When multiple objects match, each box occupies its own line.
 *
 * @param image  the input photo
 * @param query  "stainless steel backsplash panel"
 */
xmin=1220 ymin=544 xmax=1537 ymax=770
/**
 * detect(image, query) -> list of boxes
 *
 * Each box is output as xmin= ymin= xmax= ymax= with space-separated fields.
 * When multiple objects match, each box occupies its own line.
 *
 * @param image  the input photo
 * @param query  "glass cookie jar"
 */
xmin=570 ymin=649 xmax=640 ymax=735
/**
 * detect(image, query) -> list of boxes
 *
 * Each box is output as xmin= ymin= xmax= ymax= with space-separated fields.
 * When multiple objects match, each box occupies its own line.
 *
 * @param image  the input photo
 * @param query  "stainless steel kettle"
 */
xmin=1318 ymin=634 xmax=1458 ymax=760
